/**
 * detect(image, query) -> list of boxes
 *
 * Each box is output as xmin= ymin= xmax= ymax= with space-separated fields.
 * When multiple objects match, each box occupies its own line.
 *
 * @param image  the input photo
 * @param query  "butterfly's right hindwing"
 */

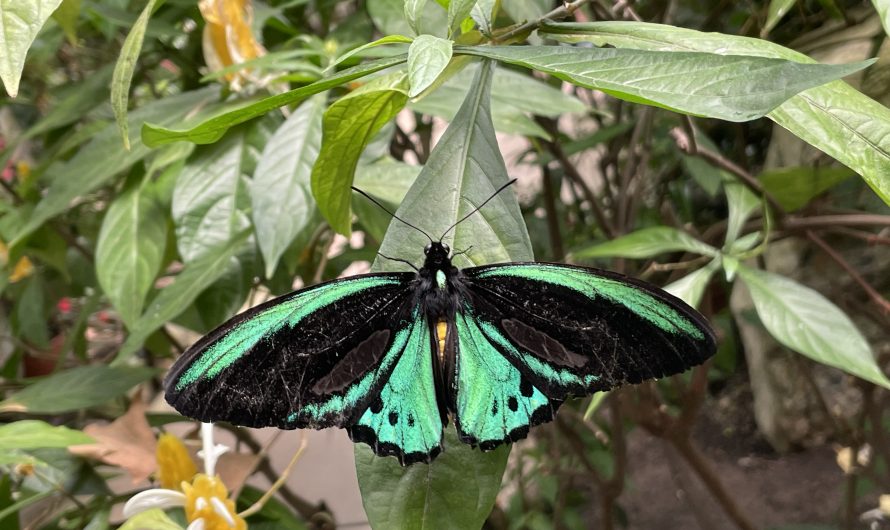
xmin=164 ymin=273 xmax=416 ymax=430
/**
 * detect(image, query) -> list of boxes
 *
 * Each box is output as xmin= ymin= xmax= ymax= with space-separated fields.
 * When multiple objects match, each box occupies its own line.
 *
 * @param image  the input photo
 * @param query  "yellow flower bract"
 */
xmin=198 ymin=0 xmax=265 ymax=88
xmin=183 ymin=474 xmax=247 ymax=530
xmin=156 ymin=433 xmax=197 ymax=490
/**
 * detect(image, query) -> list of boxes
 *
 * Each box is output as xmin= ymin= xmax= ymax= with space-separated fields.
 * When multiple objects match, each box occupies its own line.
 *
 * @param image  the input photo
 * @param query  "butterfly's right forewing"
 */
xmin=164 ymin=273 xmax=417 ymax=430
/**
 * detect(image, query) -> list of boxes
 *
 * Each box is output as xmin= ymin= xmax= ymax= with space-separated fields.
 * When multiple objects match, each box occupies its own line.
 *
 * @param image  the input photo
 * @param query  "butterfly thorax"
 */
xmin=417 ymin=241 xmax=461 ymax=322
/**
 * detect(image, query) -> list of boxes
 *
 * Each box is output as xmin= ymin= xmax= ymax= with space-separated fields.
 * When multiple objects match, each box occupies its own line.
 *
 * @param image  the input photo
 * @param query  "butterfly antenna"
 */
xmin=438 ymin=178 xmax=517 ymax=241
xmin=377 ymin=252 xmax=419 ymax=272
xmin=351 ymin=187 xmax=434 ymax=244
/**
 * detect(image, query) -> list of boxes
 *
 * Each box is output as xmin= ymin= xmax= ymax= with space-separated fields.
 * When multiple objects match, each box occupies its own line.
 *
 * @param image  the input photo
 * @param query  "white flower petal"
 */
xmin=123 ymin=489 xmax=186 ymax=518
xmin=210 ymin=496 xmax=236 ymax=527
xmin=198 ymin=423 xmax=229 ymax=476
xmin=187 ymin=518 xmax=207 ymax=530
xmin=195 ymin=496 xmax=208 ymax=512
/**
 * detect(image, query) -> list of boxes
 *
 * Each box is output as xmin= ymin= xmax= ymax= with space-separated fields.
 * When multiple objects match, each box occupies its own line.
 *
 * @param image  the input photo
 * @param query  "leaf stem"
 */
xmin=495 ymin=0 xmax=595 ymax=43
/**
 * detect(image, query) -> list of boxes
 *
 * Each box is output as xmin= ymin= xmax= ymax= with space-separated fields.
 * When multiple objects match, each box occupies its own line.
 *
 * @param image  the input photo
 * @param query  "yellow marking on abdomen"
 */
xmin=436 ymin=319 xmax=447 ymax=360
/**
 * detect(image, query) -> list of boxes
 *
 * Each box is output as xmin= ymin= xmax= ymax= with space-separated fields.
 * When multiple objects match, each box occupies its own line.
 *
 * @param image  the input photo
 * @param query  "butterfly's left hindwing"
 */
xmin=164 ymin=273 xmax=417 ymax=430
xmin=451 ymin=262 xmax=716 ymax=448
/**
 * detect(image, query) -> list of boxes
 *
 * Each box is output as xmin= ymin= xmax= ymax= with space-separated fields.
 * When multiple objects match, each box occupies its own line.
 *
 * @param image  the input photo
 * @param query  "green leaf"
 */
xmin=875 ymin=0 xmax=890 ymax=37
xmin=447 ymin=0 xmax=476 ymax=35
xmin=470 ymin=0 xmax=496 ymax=34
xmin=358 ymin=60 xmax=528 ymax=528
xmin=407 ymin=35 xmax=453 ymax=97
xmin=172 ymin=130 xmax=251 ymax=263
xmin=114 ymin=231 xmax=251 ymax=364
xmin=0 ymin=0 xmax=64 ymax=97
xmin=404 ymin=0 xmax=427 ymax=34
xmin=736 ymin=264 xmax=890 ymax=389
xmin=51 ymin=0 xmax=80 ymax=43
xmin=572 ymin=227 xmax=717 ymax=260
xmin=15 ymin=275 xmax=49 ymax=348
xmin=456 ymin=45 xmax=870 ymax=123
xmin=11 ymin=88 xmax=219 ymax=247
xmin=375 ymin=60 xmax=533 ymax=269
xmin=118 ymin=509 xmax=184 ymax=530
xmin=539 ymin=21 xmax=890 ymax=205
xmin=96 ymin=179 xmax=167 ymax=328
xmin=141 ymin=55 xmax=407 ymax=147
xmin=500 ymin=0 xmax=548 ymax=23
xmin=664 ymin=258 xmax=720 ymax=308
xmin=356 ymin=425 xmax=509 ymax=530
xmin=253 ymin=95 xmax=324 ymax=278
xmin=311 ymin=73 xmax=409 ymax=235
xmin=0 ymin=366 xmax=156 ymax=413
xmin=724 ymin=182 xmax=760 ymax=246
xmin=111 ymin=0 xmax=159 ymax=150
xmin=327 ymin=35 xmax=412 ymax=72
xmin=763 ymin=0 xmax=796 ymax=35
xmin=0 ymin=421 xmax=93 ymax=450
xmin=758 ymin=166 xmax=853 ymax=212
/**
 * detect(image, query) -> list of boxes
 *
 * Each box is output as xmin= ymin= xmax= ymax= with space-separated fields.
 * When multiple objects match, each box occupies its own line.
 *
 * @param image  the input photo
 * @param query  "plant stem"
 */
xmin=495 ymin=0 xmax=594 ymax=42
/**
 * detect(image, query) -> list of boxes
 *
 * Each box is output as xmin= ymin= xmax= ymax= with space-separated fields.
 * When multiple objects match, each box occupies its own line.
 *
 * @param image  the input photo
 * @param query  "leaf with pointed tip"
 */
xmin=311 ymin=73 xmax=409 ymax=235
xmin=456 ymin=44 xmax=871 ymax=123
xmin=141 ymin=55 xmax=407 ymax=147
xmin=96 ymin=179 xmax=167 ymax=328
xmin=572 ymin=227 xmax=717 ymax=260
xmin=112 ymin=0 xmax=159 ymax=149
xmin=736 ymin=263 xmax=890 ymax=389
xmin=539 ymin=21 xmax=890 ymax=205
xmin=0 ymin=0 xmax=64 ymax=97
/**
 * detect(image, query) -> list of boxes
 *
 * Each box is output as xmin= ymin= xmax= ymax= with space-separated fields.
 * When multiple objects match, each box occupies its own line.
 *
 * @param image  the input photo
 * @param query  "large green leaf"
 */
xmin=374 ymin=61 xmax=533 ymax=268
xmin=172 ymin=130 xmax=251 ymax=263
xmin=142 ymin=55 xmax=407 ymax=147
xmin=11 ymin=88 xmax=219 ymax=247
xmin=113 ymin=231 xmax=251 ymax=363
xmin=356 ymin=426 xmax=508 ymax=530
xmin=736 ymin=263 xmax=890 ymax=389
xmin=96 ymin=178 xmax=167 ymax=328
xmin=0 ymin=421 xmax=93 ymax=450
xmin=447 ymin=0 xmax=476 ymax=34
xmin=758 ymin=166 xmax=853 ymax=212
xmin=252 ymin=94 xmax=325 ymax=278
xmin=357 ymin=60 xmax=529 ymax=529
xmin=0 ymin=366 xmax=156 ymax=413
xmin=539 ymin=21 xmax=890 ymax=205
xmin=369 ymin=0 xmax=446 ymax=37
xmin=0 ymin=0 xmax=64 ymax=97
xmin=456 ymin=45 xmax=870 ymax=123
xmin=572 ymin=226 xmax=717 ymax=260
xmin=311 ymin=73 xmax=409 ymax=235
xmin=353 ymin=159 xmax=421 ymax=241
xmin=407 ymin=35 xmax=452 ymax=97
xmin=111 ymin=0 xmax=159 ymax=150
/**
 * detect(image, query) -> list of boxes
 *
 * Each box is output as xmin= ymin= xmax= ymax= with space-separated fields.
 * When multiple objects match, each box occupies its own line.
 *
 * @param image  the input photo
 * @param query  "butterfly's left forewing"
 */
xmin=451 ymin=262 xmax=716 ymax=448
xmin=165 ymin=273 xmax=417 ymax=430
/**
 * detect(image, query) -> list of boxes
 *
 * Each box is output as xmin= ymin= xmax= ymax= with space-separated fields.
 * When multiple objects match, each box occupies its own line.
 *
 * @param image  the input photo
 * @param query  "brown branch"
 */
xmin=807 ymin=230 xmax=890 ymax=315
xmin=495 ymin=0 xmax=594 ymax=42
xmin=670 ymin=126 xmax=786 ymax=216
xmin=541 ymin=165 xmax=565 ymax=260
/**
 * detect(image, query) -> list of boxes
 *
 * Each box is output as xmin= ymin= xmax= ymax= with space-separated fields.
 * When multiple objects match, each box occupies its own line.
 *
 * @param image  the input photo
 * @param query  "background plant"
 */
xmin=1 ymin=0 xmax=889 ymax=529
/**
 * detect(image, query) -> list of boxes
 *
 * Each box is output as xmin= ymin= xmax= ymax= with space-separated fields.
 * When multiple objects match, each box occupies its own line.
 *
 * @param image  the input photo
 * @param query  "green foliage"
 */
xmin=2 ymin=0 xmax=890 ymax=529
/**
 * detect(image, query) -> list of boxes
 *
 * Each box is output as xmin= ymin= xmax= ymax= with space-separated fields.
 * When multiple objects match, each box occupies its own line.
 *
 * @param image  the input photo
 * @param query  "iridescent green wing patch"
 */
xmin=348 ymin=317 xmax=444 ymax=465
xmin=164 ymin=273 xmax=416 ymax=430
xmin=453 ymin=307 xmax=556 ymax=449
xmin=462 ymin=263 xmax=715 ymax=398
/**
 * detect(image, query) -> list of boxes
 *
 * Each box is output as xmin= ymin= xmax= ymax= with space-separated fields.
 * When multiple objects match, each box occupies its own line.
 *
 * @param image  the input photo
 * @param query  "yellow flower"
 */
xmin=156 ymin=433 xmax=197 ymax=490
xmin=124 ymin=425 xmax=246 ymax=529
xmin=183 ymin=474 xmax=246 ymax=530
xmin=199 ymin=0 xmax=266 ymax=90
xmin=0 ymin=240 xmax=34 ymax=283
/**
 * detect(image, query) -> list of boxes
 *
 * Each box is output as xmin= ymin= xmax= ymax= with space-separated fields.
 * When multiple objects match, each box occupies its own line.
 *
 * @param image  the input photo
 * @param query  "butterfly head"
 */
xmin=423 ymin=241 xmax=451 ymax=269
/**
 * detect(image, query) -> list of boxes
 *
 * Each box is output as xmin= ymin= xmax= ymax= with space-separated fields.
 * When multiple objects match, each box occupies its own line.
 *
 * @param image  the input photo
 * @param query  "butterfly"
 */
xmin=164 ymin=181 xmax=716 ymax=465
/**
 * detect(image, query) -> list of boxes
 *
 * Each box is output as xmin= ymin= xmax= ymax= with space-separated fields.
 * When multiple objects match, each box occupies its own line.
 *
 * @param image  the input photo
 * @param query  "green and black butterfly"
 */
xmin=165 ymin=182 xmax=716 ymax=465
